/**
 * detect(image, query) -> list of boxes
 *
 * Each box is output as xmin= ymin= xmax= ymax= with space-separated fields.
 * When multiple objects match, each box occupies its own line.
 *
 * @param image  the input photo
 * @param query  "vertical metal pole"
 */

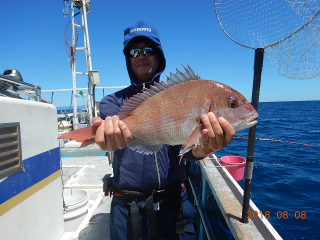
xmin=70 ymin=90 xmax=73 ymax=113
xmin=198 ymin=177 xmax=206 ymax=240
xmin=80 ymin=0 xmax=93 ymax=124
xmin=71 ymin=1 xmax=79 ymax=130
xmin=36 ymin=86 xmax=41 ymax=102
xmin=241 ymin=48 xmax=264 ymax=223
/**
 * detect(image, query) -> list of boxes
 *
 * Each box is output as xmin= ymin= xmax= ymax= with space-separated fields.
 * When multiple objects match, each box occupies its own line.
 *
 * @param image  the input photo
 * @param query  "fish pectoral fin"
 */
xmin=127 ymin=140 xmax=163 ymax=155
xmin=179 ymin=124 xmax=202 ymax=163
xmin=179 ymin=146 xmax=193 ymax=156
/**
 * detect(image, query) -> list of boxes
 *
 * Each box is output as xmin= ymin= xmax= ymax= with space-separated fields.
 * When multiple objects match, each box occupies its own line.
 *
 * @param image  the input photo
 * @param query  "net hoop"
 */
xmin=64 ymin=20 xmax=79 ymax=48
xmin=213 ymin=0 xmax=320 ymax=49
xmin=214 ymin=0 xmax=255 ymax=49
xmin=64 ymin=20 xmax=79 ymax=69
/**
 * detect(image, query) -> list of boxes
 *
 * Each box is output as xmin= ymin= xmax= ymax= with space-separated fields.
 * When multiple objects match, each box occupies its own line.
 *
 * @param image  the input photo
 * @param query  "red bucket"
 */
xmin=220 ymin=155 xmax=246 ymax=181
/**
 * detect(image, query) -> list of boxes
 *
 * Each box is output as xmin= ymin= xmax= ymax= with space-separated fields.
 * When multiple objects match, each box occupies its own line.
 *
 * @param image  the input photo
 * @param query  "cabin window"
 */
xmin=0 ymin=122 xmax=23 ymax=179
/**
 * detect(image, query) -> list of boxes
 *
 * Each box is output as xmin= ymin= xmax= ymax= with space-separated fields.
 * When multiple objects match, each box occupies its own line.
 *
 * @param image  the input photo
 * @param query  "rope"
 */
xmin=59 ymin=139 xmax=67 ymax=212
xmin=58 ymin=121 xmax=65 ymax=132
xmin=234 ymin=136 xmax=320 ymax=149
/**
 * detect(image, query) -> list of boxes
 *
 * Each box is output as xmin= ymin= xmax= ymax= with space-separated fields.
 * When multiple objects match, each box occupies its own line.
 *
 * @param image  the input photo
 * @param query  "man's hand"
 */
xmin=192 ymin=112 xmax=235 ymax=159
xmin=92 ymin=116 xmax=133 ymax=151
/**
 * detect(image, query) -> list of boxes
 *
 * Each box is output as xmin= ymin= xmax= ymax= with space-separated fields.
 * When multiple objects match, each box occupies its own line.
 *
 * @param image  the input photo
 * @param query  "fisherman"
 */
xmin=92 ymin=21 xmax=235 ymax=240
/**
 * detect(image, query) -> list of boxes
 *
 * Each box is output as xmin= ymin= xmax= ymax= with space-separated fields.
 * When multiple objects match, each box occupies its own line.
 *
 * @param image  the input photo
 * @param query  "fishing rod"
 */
xmin=233 ymin=136 xmax=320 ymax=149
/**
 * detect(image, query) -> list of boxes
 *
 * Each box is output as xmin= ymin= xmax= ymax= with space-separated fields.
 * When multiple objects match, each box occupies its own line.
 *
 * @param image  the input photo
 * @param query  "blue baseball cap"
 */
xmin=123 ymin=21 xmax=161 ymax=49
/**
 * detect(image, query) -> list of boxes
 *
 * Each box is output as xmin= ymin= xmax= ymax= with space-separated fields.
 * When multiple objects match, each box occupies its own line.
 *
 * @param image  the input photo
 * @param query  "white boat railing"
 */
xmin=48 ymin=86 xmax=127 ymax=123
xmin=42 ymin=86 xmax=127 ymax=105
xmin=0 ymin=75 xmax=42 ymax=101
xmin=41 ymin=86 xmax=127 ymax=93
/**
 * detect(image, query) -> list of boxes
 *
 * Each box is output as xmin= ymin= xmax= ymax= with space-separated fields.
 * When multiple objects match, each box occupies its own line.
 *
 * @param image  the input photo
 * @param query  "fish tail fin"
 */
xmin=58 ymin=126 xmax=96 ymax=148
xmin=179 ymin=124 xmax=203 ymax=164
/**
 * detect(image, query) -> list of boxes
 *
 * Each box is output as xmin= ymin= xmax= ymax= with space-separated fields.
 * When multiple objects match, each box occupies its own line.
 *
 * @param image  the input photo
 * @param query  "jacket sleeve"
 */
xmin=99 ymin=94 xmax=122 ymax=120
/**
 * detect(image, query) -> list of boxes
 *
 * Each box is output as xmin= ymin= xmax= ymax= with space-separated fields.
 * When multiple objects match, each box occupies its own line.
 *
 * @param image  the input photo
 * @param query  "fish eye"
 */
xmin=228 ymin=97 xmax=238 ymax=108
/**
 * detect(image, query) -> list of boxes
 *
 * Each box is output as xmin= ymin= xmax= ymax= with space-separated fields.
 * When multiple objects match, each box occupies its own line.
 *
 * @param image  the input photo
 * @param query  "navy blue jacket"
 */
xmin=99 ymin=42 xmax=198 ymax=195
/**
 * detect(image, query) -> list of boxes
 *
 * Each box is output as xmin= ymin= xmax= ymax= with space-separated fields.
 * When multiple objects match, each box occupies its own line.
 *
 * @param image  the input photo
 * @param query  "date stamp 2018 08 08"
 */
xmin=247 ymin=211 xmax=306 ymax=219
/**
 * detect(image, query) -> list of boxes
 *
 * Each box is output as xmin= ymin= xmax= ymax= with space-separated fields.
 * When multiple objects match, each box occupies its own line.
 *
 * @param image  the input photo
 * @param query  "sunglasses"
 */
xmin=128 ymin=47 xmax=155 ymax=58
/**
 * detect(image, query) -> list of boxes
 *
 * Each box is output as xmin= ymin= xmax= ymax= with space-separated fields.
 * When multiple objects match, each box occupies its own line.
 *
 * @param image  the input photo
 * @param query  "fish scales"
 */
xmin=122 ymin=81 xmax=217 ymax=145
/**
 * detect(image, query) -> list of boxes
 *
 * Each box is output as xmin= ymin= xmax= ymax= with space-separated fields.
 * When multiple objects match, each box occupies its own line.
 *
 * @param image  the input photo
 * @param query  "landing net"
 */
xmin=214 ymin=0 xmax=320 ymax=80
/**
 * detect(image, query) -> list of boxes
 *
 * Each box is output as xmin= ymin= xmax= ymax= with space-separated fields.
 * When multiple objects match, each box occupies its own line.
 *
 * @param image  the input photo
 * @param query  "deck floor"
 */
xmin=59 ymin=143 xmax=113 ymax=240
xmin=58 ymin=143 xmax=282 ymax=240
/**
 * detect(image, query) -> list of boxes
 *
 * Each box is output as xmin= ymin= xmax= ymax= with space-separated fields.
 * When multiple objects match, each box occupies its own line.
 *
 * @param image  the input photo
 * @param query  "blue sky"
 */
xmin=1 ymin=0 xmax=320 ymax=107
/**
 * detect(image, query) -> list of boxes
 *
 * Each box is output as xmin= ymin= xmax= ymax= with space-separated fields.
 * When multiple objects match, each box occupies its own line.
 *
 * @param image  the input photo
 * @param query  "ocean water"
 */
xmin=216 ymin=101 xmax=320 ymax=240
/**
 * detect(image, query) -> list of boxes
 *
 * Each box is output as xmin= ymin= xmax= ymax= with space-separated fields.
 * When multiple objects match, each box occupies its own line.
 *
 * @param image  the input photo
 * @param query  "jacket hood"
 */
xmin=122 ymin=21 xmax=166 ymax=91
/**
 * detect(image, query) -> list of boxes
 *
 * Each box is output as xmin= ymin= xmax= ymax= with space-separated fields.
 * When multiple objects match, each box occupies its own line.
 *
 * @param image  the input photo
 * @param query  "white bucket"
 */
xmin=63 ymin=189 xmax=89 ymax=231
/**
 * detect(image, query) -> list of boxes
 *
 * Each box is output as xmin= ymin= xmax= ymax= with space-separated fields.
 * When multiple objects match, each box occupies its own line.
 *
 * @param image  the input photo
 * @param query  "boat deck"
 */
xmin=57 ymin=142 xmax=282 ymax=240
xmin=59 ymin=142 xmax=112 ymax=240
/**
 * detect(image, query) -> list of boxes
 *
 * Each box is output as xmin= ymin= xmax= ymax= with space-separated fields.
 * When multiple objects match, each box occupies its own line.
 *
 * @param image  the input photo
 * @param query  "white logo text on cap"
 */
xmin=130 ymin=28 xmax=152 ymax=34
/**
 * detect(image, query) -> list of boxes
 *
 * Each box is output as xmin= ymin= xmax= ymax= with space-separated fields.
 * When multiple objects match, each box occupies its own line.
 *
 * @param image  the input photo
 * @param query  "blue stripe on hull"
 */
xmin=0 ymin=147 xmax=60 ymax=204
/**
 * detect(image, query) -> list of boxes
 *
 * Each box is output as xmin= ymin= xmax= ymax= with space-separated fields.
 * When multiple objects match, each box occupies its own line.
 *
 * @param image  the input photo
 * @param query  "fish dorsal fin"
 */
xmin=118 ymin=64 xmax=200 ymax=118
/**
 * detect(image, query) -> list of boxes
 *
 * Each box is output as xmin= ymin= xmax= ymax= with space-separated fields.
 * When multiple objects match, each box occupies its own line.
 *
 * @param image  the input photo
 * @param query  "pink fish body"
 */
xmin=58 ymin=65 xmax=258 ymax=158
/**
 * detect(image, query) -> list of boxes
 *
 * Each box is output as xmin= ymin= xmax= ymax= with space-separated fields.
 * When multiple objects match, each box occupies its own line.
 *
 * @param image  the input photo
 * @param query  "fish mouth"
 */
xmin=241 ymin=112 xmax=258 ymax=122
xmin=241 ymin=113 xmax=258 ymax=128
xmin=245 ymin=119 xmax=258 ymax=128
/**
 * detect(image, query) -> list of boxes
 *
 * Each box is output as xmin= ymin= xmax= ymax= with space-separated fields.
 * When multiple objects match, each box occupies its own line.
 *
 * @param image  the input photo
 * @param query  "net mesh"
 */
xmin=214 ymin=0 xmax=320 ymax=80
xmin=64 ymin=20 xmax=79 ymax=69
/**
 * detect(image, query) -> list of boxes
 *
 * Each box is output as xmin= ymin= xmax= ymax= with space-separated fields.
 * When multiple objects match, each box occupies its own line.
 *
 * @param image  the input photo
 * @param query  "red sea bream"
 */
xmin=58 ymin=65 xmax=258 ymax=159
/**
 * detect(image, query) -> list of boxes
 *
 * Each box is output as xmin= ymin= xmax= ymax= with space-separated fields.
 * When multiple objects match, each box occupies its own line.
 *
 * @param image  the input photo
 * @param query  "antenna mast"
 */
xmin=63 ymin=0 xmax=99 ymax=130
